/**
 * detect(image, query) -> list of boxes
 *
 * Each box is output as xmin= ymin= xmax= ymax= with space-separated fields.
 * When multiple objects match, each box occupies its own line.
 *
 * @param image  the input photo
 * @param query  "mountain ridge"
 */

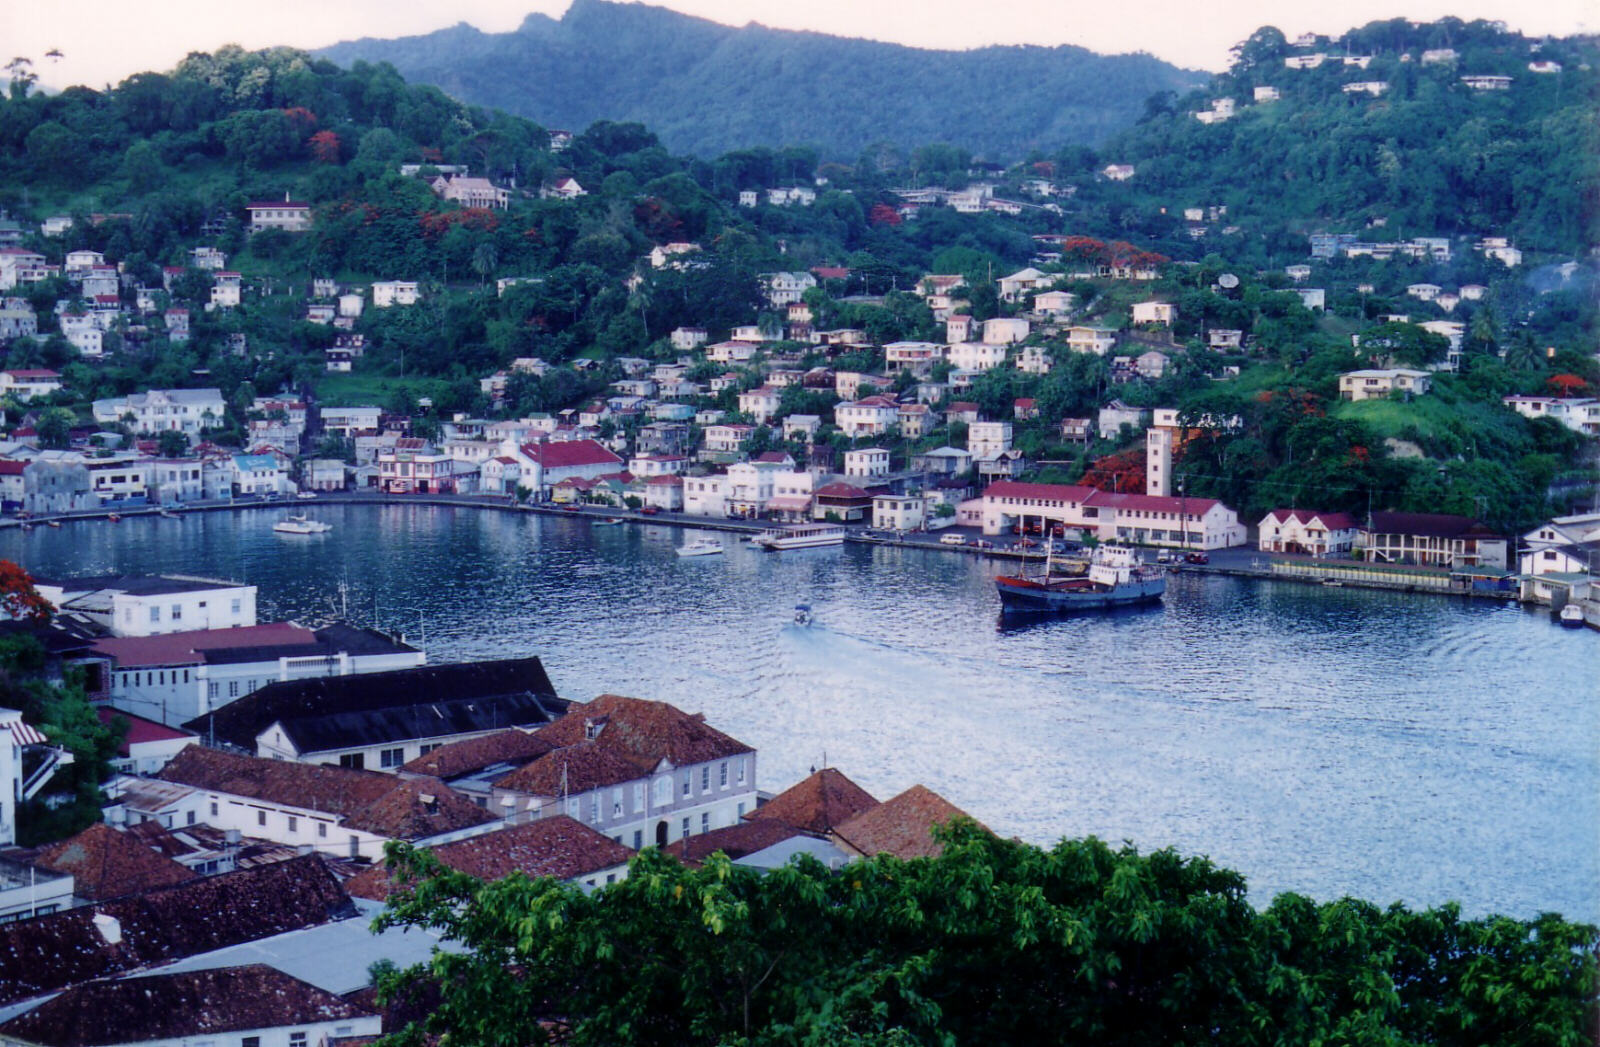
xmin=316 ymin=0 xmax=1206 ymax=159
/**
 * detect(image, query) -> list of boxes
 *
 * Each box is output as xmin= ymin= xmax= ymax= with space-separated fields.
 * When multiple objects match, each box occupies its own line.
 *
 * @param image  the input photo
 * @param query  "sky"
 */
xmin=5 ymin=0 xmax=1594 ymax=91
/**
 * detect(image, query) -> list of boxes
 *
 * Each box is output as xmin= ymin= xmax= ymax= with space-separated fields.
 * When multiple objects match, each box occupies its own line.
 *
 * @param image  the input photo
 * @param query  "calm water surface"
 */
xmin=5 ymin=505 xmax=1594 ymax=922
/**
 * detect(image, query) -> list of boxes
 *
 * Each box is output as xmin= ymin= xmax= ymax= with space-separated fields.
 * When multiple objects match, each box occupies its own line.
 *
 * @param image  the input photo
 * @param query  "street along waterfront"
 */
xmin=5 ymin=502 xmax=1593 ymax=923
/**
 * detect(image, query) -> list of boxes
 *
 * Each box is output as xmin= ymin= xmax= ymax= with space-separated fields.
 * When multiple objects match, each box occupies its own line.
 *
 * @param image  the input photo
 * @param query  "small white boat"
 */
xmin=794 ymin=603 xmax=813 ymax=626
xmin=273 ymin=514 xmax=332 ymax=535
xmin=1558 ymin=604 xmax=1585 ymax=629
xmin=753 ymin=524 xmax=846 ymax=551
xmin=676 ymin=537 xmax=725 ymax=558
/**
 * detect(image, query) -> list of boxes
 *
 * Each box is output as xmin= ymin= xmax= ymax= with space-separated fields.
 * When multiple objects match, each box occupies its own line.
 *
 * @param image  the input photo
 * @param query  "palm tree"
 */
xmin=471 ymin=241 xmax=499 ymax=289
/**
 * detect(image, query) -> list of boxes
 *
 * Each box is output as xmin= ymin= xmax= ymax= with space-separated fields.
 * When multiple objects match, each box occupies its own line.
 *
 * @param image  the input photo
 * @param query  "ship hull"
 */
xmin=996 ymin=575 xmax=1166 ymax=612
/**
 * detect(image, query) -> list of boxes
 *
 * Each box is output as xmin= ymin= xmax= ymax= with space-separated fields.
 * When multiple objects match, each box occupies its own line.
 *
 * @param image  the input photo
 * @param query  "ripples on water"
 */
xmin=5 ymin=505 xmax=1595 ymax=922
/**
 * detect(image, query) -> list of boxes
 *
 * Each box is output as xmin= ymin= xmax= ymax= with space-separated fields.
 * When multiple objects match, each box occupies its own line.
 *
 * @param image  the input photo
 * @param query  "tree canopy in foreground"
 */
xmin=371 ymin=822 xmax=1597 ymax=1045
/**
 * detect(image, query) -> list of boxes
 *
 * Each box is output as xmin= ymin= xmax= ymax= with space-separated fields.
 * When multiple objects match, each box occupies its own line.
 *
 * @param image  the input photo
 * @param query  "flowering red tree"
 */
xmin=308 ymin=130 xmax=342 ymax=164
xmin=1547 ymin=373 xmax=1589 ymax=396
xmin=0 ymin=561 xmax=52 ymax=622
xmin=868 ymin=203 xmax=902 ymax=226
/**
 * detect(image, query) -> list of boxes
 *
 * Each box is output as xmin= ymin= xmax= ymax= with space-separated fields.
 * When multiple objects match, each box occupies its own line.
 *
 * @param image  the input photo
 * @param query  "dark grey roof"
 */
xmin=313 ymin=622 xmax=419 ymax=656
xmin=184 ymin=657 xmax=566 ymax=751
xmin=35 ymin=574 xmax=243 ymax=597
xmin=0 ymin=964 xmax=375 ymax=1045
xmin=198 ymin=626 xmax=416 ymax=667
xmin=0 ymin=854 xmax=351 ymax=1006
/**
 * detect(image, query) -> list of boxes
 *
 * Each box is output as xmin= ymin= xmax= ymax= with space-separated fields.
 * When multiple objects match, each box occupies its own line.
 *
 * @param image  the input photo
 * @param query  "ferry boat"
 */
xmin=995 ymin=543 xmax=1165 ymax=612
xmin=676 ymin=537 xmax=725 ymax=558
xmin=752 ymin=523 xmax=846 ymax=551
xmin=273 ymin=514 xmax=333 ymax=535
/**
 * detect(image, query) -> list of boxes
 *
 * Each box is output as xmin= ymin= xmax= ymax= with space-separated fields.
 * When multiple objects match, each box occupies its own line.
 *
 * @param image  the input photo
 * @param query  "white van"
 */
xmin=940 ymin=533 xmax=967 ymax=546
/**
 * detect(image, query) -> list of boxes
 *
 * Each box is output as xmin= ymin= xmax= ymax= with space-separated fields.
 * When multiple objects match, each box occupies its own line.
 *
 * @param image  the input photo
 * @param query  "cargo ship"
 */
xmin=995 ymin=544 xmax=1165 ymax=612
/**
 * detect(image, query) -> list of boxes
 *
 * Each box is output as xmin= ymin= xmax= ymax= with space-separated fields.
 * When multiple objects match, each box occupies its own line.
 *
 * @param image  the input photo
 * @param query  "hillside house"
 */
xmin=431 ymin=174 xmax=510 ymax=209
xmin=372 ymin=280 xmax=420 ymax=308
xmin=835 ymin=396 xmax=901 ymax=437
xmin=246 ymin=198 xmax=312 ymax=233
xmin=1338 ymin=369 xmax=1431 ymax=402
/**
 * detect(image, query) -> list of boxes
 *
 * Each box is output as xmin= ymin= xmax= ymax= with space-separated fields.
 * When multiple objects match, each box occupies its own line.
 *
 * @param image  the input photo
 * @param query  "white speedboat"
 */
xmin=1558 ymin=604 xmax=1584 ymax=629
xmin=676 ymin=537 xmax=725 ymax=558
xmin=273 ymin=514 xmax=332 ymax=535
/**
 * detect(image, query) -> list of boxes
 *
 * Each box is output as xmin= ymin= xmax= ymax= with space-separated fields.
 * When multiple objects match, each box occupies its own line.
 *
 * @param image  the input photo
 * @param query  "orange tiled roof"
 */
xmin=832 ymin=785 xmax=978 ymax=860
xmin=748 ymin=768 xmax=877 ymax=835
xmin=33 ymin=822 xmax=195 ymax=901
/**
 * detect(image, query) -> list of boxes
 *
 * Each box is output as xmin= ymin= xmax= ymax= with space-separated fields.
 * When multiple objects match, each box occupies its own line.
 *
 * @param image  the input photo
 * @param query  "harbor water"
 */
xmin=5 ymin=504 xmax=1594 ymax=923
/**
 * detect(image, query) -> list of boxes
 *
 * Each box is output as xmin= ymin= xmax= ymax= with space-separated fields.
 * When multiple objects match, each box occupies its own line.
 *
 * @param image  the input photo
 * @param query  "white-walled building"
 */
xmin=980 ymin=481 xmax=1247 ymax=549
xmin=37 ymin=574 xmax=256 ymax=638
xmin=372 ymin=280 xmax=421 ymax=308
xmin=1257 ymin=509 xmax=1360 ymax=557
xmin=91 ymin=389 xmax=225 ymax=435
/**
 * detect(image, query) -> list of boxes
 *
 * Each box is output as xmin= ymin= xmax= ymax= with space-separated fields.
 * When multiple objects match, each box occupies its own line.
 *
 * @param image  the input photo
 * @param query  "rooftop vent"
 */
xmin=92 ymin=913 xmax=122 ymax=946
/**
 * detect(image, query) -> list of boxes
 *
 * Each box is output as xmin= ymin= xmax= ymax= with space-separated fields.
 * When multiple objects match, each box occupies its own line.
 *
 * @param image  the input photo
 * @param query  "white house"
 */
xmin=1033 ymin=290 xmax=1076 ymax=317
xmin=1338 ymin=369 xmax=1431 ymax=402
xmin=1502 ymin=396 xmax=1600 ymax=436
xmin=1257 ymin=509 xmax=1360 ymax=557
xmin=246 ymin=198 xmax=312 ymax=232
xmin=872 ymin=493 xmax=927 ymax=532
xmin=372 ymin=281 xmax=420 ymax=308
xmin=967 ymin=421 xmax=1013 ymax=458
xmin=737 ymin=386 xmax=782 ymax=424
xmin=36 ymin=574 xmax=257 ymax=638
xmin=764 ymin=271 xmax=817 ymax=306
xmin=835 ymin=396 xmax=901 ymax=437
xmin=684 ymin=474 xmax=727 ymax=517
xmin=671 ymin=326 xmax=708 ymax=350
xmin=1131 ymin=301 xmax=1176 ymax=326
xmin=1066 ymin=325 xmax=1117 ymax=356
xmin=981 ymin=317 xmax=1030 ymax=344
xmin=90 ymin=389 xmax=226 ymax=435
xmin=0 ymin=369 xmax=62 ymax=401
xmin=997 ymin=268 xmax=1047 ymax=302
xmin=947 ymin=342 xmax=1008 ymax=372
xmin=843 ymin=448 xmax=890 ymax=479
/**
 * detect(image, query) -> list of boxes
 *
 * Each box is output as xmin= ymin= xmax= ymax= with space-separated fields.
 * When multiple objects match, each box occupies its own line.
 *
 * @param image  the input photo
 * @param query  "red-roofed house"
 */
xmin=502 ymin=437 xmax=623 ymax=499
xmin=835 ymin=395 xmax=901 ymax=437
xmin=345 ymin=817 xmax=632 ymax=899
xmin=0 ymin=369 xmax=62 ymax=401
xmin=980 ymin=480 xmax=1246 ymax=549
xmin=1257 ymin=509 xmax=1359 ymax=557
xmin=98 ymin=707 xmax=197 ymax=775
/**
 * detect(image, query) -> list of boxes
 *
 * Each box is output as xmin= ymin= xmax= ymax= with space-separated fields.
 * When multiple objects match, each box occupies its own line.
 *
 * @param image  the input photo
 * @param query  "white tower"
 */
xmin=1146 ymin=426 xmax=1173 ymax=497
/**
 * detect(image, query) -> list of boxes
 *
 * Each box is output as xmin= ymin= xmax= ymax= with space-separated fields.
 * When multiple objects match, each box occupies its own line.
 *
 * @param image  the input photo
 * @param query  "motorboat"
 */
xmin=794 ymin=603 xmax=813 ymax=626
xmin=273 ymin=514 xmax=333 ymax=535
xmin=676 ymin=537 xmax=725 ymax=558
xmin=1558 ymin=604 xmax=1585 ymax=629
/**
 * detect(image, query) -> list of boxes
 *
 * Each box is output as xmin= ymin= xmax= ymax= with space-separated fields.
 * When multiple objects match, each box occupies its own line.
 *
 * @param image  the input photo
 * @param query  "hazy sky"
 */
xmin=6 ymin=0 xmax=1593 ymax=90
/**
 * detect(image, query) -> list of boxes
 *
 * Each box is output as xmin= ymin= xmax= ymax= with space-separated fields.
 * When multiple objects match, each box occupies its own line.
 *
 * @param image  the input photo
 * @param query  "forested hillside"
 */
xmin=315 ymin=0 xmax=1205 ymax=159
xmin=1097 ymin=19 xmax=1600 ymax=255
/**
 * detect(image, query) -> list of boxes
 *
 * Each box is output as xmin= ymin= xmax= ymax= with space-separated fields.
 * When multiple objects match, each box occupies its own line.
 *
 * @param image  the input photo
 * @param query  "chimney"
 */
xmin=92 ymin=913 xmax=122 ymax=946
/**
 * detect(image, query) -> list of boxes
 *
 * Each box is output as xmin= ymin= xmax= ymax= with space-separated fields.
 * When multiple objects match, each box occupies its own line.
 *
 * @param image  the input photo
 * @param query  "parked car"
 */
xmin=640 ymin=506 xmax=660 ymax=515
xmin=940 ymin=533 xmax=967 ymax=546
xmin=1185 ymin=551 xmax=1209 ymax=564
xmin=1156 ymin=550 xmax=1177 ymax=564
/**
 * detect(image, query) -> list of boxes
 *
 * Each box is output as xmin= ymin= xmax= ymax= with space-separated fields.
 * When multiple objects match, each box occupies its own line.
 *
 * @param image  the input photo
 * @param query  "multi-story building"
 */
xmin=36 ymin=574 xmax=257 ymax=639
xmin=490 ymin=694 xmax=758 ymax=850
xmin=91 ymin=389 xmax=225 ymax=436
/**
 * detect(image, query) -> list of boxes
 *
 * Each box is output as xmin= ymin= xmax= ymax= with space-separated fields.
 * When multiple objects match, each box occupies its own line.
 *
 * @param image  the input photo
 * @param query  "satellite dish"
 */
xmin=1218 ymin=273 xmax=1240 ymax=289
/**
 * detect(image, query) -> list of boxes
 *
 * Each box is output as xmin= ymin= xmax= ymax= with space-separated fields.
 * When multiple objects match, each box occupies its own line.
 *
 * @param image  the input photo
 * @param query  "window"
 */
xmin=701 ymin=812 xmax=710 ymax=833
xmin=339 ymin=753 xmax=365 ymax=770
xmin=419 ymin=743 xmax=441 ymax=755
xmin=149 ymin=606 xmax=160 ymax=623
xmin=228 ymin=681 xmax=240 ymax=699
xmin=380 ymin=747 xmax=405 ymax=768
xmin=681 ymin=817 xmax=690 ymax=839
xmin=736 ymin=758 xmax=746 ymax=785
xmin=207 ymin=682 xmax=218 ymax=701
xmin=737 ymin=802 xmax=746 ymax=817
xmin=633 ymin=783 xmax=645 ymax=811
xmin=701 ymin=766 xmax=710 ymax=791
xmin=590 ymin=796 xmax=600 ymax=823
xmin=317 ymin=822 xmax=327 ymax=838
xmin=290 ymin=1033 xmax=307 ymax=1047
xmin=681 ymin=773 xmax=691 ymax=798
xmin=256 ymin=810 xmax=266 ymax=826
xmin=242 ymin=1037 xmax=261 ymax=1047
xmin=612 ymin=788 xmax=623 ymax=817
xmin=287 ymin=816 xmax=298 ymax=833
xmin=210 ymin=801 xmax=218 ymax=817
xmin=231 ymin=598 xmax=242 ymax=614
xmin=186 ymin=811 xmax=196 ymax=826
xmin=632 ymin=830 xmax=642 ymax=849
xmin=170 ymin=604 xmax=182 ymax=621
xmin=719 ymin=762 xmax=728 ymax=788
xmin=652 ymin=776 xmax=670 ymax=805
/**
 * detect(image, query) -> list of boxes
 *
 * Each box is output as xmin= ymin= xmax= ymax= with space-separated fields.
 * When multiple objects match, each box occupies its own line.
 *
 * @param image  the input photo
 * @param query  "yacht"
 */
xmin=273 ymin=514 xmax=333 ymax=535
